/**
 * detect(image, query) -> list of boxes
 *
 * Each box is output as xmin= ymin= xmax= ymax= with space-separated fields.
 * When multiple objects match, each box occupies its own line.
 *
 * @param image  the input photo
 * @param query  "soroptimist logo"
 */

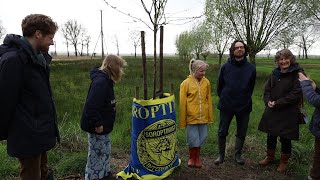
xmin=137 ymin=119 xmax=177 ymax=172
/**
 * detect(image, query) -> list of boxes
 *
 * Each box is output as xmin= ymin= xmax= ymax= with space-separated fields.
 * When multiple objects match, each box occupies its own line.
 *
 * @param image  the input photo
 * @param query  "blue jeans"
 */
xmin=218 ymin=110 xmax=250 ymax=140
xmin=186 ymin=124 xmax=208 ymax=147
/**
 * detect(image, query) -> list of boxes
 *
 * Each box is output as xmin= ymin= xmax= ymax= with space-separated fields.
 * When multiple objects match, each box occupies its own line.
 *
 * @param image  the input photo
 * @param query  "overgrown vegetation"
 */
xmin=0 ymin=56 xmax=319 ymax=179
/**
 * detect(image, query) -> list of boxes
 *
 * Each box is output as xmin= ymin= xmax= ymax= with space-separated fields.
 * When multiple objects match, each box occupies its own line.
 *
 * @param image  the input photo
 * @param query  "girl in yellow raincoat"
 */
xmin=179 ymin=59 xmax=213 ymax=168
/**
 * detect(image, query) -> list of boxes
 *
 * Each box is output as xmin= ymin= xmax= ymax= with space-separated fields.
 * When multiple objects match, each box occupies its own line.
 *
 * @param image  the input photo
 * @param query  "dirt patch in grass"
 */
xmin=58 ymin=150 xmax=295 ymax=179
xmin=86 ymin=151 xmax=295 ymax=180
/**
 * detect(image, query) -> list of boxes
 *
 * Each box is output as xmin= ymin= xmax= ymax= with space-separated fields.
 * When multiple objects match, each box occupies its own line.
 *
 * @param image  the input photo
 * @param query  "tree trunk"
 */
xmin=80 ymin=43 xmax=84 ymax=56
xmin=67 ymin=43 xmax=69 ymax=57
xmin=74 ymin=45 xmax=78 ymax=56
xmin=303 ymin=37 xmax=308 ymax=59
xmin=304 ymin=47 xmax=308 ymax=59
xmin=134 ymin=46 xmax=137 ymax=58
xmin=218 ymin=53 xmax=223 ymax=70
xmin=86 ymin=45 xmax=89 ymax=56
xmin=54 ymin=43 xmax=57 ymax=56
xmin=159 ymin=26 xmax=164 ymax=93
xmin=249 ymin=53 xmax=256 ymax=64
xmin=153 ymin=25 xmax=157 ymax=99
xmin=141 ymin=31 xmax=147 ymax=100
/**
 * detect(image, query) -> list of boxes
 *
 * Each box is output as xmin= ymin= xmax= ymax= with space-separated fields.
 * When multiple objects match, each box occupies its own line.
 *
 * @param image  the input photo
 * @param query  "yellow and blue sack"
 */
xmin=117 ymin=93 xmax=180 ymax=180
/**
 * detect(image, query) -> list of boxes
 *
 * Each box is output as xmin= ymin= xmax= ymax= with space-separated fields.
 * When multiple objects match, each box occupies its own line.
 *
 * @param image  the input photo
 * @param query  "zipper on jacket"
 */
xmin=194 ymin=79 xmax=203 ymax=122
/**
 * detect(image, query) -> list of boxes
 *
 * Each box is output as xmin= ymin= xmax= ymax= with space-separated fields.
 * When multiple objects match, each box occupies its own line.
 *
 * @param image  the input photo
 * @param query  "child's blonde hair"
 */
xmin=189 ymin=59 xmax=209 ymax=75
xmin=99 ymin=54 xmax=127 ymax=83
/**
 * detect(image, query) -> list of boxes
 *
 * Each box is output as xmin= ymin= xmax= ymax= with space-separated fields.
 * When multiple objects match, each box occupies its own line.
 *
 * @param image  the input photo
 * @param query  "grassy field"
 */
xmin=0 ymin=55 xmax=319 ymax=179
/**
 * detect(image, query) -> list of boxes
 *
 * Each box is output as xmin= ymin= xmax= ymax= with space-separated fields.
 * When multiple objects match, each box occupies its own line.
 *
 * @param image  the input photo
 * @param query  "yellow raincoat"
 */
xmin=179 ymin=75 xmax=213 ymax=128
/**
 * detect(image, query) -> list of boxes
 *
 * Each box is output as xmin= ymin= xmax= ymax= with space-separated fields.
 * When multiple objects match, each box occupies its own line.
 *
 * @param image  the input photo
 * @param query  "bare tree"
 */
xmin=60 ymin=30 xmax=70 ymax=57
xmin=296 ymin=26 xmax=319 ymax=59
xmin=108 ymin=0 xmax=168 ymax=98
xmin=129 ymin=30 xmax=141 ymax=58
xmin=140 ymin=0 xmax=168 ymax=98
xmin=103 ymin=0 xmax=201 ymax=98
xmin=84 ymin=36 xmax=91 ymax=56
xmin=297 ymin=35 xmax=314 ymax=59
xmin=270 ymin=14 xmax=319 ymax=59
xmin=293 ymin=1 xmax=320 ymax=59
xmin=61 ymin=20 xmax=85 ymax=56
xmin=65 ymin=41 xmax=70 ymax=57
xmin=79 ymin=29 xmax=88 ymax=56
xmin=206 ymin=0 xmax=309 ymax=64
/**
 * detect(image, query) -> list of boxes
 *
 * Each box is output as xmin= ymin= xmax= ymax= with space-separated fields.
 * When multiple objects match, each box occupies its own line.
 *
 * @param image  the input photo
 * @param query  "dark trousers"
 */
xmin=267 ymin=135 xmax=292 ymax=154
xmin=18 ymin=152 xmax=49 ymax=180
xmin=310 ymin=137 xmax=320 ymax=179
xmin=218 ymin=110 xmax=250 ymax=140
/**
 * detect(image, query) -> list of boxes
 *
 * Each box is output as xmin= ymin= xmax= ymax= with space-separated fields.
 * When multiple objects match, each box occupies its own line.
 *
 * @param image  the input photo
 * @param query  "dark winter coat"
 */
xmin=300 ymin=80 xmax=320 ymax=138
xmin=80 ymin=68 xmax=116 ymax=134
xmin=0 ymin=34 xmax=59 ymax=158
xmin=217 ymin=57 xmax=256 ymax=113
xmin=258 ymin=64 xmax=302 ymax=140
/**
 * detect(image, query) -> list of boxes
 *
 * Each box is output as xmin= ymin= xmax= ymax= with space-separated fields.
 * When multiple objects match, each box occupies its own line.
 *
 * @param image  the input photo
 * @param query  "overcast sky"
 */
xmin=0 ymin=0 xmax=205 ymax=55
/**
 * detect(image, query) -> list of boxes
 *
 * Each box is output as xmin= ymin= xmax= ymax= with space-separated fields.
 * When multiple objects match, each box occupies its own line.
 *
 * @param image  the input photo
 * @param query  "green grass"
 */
xmin=0 ymin=56 xmax=319 ymax=178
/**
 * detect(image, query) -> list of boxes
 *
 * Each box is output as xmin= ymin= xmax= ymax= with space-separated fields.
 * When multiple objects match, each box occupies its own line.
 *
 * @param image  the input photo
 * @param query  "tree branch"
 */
xmin=103 ymin=0 xmax=153 ymax=30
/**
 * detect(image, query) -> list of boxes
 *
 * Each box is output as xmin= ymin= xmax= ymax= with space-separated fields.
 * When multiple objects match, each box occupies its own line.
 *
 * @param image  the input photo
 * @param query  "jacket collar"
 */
xmin=273 ymin=63 xmax=300 ymax=78
xmin=228 ymin=57 xmax=247 ymax=66
xmin=20 ymin=37 xmax=47 ymax=68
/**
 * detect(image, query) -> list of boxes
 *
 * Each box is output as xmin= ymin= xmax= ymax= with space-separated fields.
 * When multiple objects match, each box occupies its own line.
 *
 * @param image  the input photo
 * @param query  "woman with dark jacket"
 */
xmin=258 ymin=49 xmax=302 ymax=172
xmin=80 ymin=54 xmax=126 ymax=180
xmin=299 ymin=72 xmax=320 ymax=180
